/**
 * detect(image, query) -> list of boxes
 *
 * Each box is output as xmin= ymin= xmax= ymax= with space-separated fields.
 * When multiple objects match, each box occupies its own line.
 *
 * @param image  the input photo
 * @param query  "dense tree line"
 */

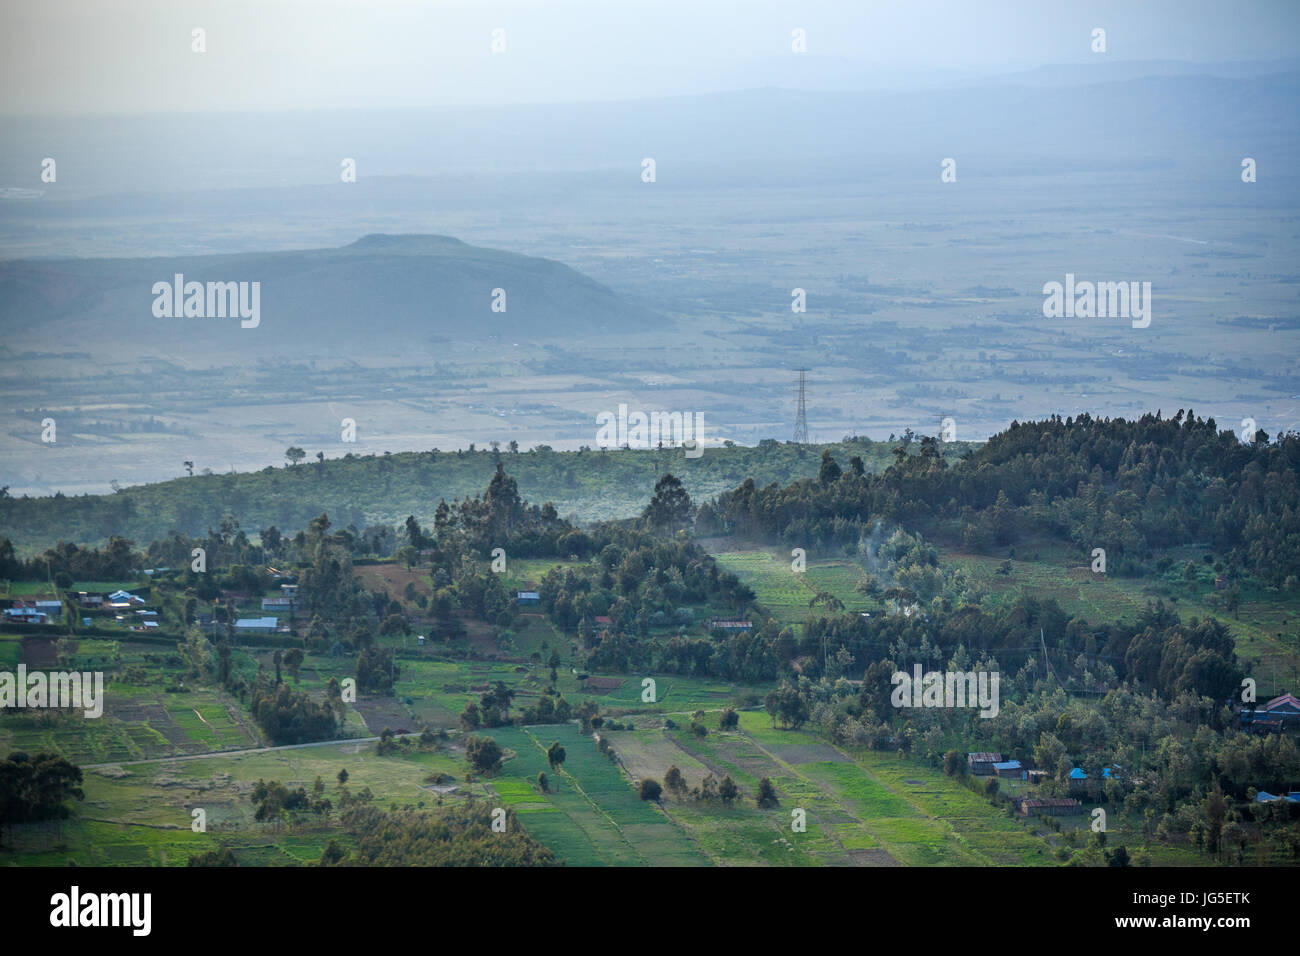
xmin=336 ymin=801 xmax=555 ymax=866
xmin=802 ymin=596 xmax=1241 ymax=703
xmin=247 ymin=680 xmax=338 ymax=745
xmin=0 ymin=534 xmax=138 ymax=584
xmin=0 ymin=752 xmax=84 ymax=843
xmin=529 ymin=514 xmax=781 ymax=680
xmin=698 ymin=412 xmax=1300 ymax=586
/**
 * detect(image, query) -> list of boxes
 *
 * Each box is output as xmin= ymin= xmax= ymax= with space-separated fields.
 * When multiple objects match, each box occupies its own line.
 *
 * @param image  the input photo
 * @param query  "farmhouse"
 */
xmin=1241 ymin=692 xmax=1300 ymax=733
xmin=33 ymin=600 xmax=63 ymax=619
xmin=1016 ymin=797 xmax=1083 ymax=817
xmin=967 ymin=752 xmax=1003 ymax=776
xmin=261 ymin=596 xmax=298 ymax=611
xmin=993 ymin=759 xmax=1024 ymax=779
xmin=78 ymin=592 xmax=105 ymax=607
xmin=3 ymin=604 xmax=48 ymax=624
xmin=234 ymin=617 xmax=280 ymax=634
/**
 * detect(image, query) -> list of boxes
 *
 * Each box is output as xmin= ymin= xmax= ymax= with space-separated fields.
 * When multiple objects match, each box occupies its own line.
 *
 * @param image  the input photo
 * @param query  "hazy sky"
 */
xmin=1 ymin=0 xmax=1297 ymax=115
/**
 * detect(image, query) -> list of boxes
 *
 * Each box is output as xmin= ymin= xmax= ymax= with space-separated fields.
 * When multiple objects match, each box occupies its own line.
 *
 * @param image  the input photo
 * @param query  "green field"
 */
xmin=595 ymin=711 xmax=1063 ymax=865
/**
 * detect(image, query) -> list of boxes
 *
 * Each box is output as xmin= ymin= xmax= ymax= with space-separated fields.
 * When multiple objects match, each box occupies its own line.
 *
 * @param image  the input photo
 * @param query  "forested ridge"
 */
xmin=0 ymin=438 xmax=921 ymax=556
xmin=698 ymin=411 xmax=1300 ymax=586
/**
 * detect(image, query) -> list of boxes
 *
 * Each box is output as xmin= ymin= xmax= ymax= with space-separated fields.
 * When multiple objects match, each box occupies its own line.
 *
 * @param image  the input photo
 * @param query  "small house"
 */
xmin=3 ymin=606 xmax=47 ymax=624
xmin=993 ymin=759 xmax=1023 ymax=779
xmin=968 ymin=752 xmax=1003 ymax=776
xmin=517 ymin=591 xmax=541 ymax=605
xmin=1069 ymin=766 xmax=1117 ymax=792
xmin=1242 ymin=693 xmax=1300 ymax=733
xmin=1016 ymin=797 xmax=1083 ymax=817
xmin=78 ymin=592 xmax=105 ymax=607
xmin=35 ymin=600 xmax=63 ymax=619
xmin=234 ymin=617 xmax=280 ymax=635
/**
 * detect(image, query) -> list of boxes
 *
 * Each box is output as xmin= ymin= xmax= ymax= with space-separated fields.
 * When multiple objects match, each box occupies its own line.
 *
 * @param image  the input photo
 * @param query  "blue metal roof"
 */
xmin=1070 ymin=766 xmax=1115 ymax=780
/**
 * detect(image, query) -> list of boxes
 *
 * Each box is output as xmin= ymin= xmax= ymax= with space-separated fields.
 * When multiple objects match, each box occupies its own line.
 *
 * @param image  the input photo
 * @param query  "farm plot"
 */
xmin=711 ymin=549 xmax=813 ymax=624
xmin=740 ymin=713 xmax=1056 ymax=866
xmin=712 ymin=548 xmax=875 ymax=626
xmin=483 ymin=724 xmax=707 ymax=866
xmin=625 ymin=712 xmax=1058 ymax=866
xmin=0 ymin=738 xmax=466 ymax=867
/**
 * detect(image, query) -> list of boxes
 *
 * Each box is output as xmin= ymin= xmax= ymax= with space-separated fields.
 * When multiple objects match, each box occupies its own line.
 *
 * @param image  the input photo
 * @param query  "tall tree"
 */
xmin=643 ymin=474 xmax=694 ymax=533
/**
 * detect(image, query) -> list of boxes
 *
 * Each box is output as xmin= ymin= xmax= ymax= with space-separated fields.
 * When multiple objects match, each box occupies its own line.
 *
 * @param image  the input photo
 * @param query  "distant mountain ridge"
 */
xmin=0 ymin=234 xmax=663 ymax=352
xmin=2 ymin=70 xmax=1296 ymax=203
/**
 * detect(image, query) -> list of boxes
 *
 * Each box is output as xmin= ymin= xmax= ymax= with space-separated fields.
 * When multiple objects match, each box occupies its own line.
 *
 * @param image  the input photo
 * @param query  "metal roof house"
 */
xmin=234 ymin=617 xmax=280 ymax=634
xmin=968 ymin=752 xmax=1003 ymax=776
xmin=3 ymin=607 xmax=48 ymax=624
xmin=1255 ymin=791 xmax=1300 ymax=803
xmin=1016 ymin=797 xmax=1083 ymax=816
xmin=1242 ymin=693 xmax=1300 ymax=733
